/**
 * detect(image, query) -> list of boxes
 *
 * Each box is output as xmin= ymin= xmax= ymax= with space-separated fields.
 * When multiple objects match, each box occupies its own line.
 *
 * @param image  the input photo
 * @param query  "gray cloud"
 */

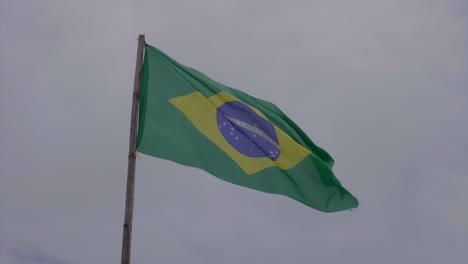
xmin=0 ymin=241 xmax=64 ymax=264
xmin=1 ymin=0 xmax=467 ymax=263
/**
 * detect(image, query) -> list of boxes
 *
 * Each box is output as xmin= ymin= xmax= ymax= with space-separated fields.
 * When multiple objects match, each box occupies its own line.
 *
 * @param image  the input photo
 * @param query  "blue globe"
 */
xmin=216 ymin=101 xmax=280 ymax=160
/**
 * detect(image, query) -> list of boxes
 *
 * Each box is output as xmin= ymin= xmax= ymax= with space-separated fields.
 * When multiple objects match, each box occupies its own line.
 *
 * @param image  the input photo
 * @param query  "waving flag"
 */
xmin=137 ymin=44 xmax=358 ymax=212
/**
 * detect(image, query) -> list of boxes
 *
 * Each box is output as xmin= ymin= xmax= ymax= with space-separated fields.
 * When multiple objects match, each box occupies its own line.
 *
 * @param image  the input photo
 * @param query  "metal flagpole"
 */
xmin=121 ymin=34 xmax=145 ymax=264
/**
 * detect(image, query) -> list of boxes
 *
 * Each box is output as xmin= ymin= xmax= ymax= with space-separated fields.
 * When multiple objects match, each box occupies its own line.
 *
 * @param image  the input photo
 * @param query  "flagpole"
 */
xmin=121 ymin=34 xmax=145 ymax=264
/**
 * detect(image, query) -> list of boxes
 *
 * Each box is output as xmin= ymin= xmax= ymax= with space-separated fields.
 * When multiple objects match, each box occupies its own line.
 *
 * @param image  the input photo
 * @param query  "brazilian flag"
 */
xmin=137 ymin=44 xmax=358 ymax=212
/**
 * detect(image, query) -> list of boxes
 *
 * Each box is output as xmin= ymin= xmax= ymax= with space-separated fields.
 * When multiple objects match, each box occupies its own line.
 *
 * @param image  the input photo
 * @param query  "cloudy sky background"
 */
xmin=1 ymin=0 xmax=467 ymax=263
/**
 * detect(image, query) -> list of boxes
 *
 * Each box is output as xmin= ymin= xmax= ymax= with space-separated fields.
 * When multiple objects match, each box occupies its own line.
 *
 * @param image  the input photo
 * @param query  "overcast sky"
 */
xmin=1 ymin=0 xmax=467 ymax=263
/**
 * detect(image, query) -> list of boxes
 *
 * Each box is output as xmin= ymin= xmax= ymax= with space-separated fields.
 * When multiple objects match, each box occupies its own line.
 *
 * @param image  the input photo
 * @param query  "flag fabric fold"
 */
xmin=136 ymin=44 xmax=358 ymax=212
